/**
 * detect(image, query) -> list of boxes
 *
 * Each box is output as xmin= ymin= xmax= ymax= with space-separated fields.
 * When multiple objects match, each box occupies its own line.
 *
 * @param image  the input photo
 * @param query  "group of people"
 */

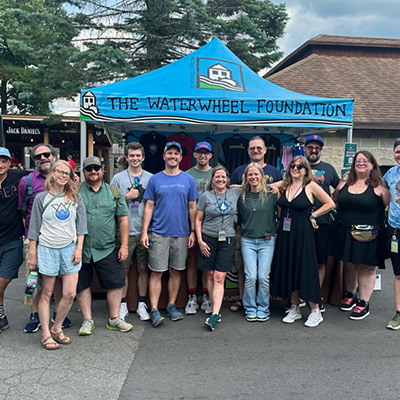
xmin=0 ymin=133 xmax=399 ymax=347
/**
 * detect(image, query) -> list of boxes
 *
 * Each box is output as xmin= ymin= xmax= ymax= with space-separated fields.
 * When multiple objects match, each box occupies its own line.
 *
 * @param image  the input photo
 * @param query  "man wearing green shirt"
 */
xmin=77 ymin=156 xmax=132 ymax=334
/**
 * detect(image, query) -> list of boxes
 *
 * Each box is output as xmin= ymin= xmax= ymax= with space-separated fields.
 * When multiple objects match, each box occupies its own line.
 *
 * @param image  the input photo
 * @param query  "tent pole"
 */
xmin=347 ymin=127 xmax=353 ymax=142
xmin=80 ymin=120 xmax=87 ymax=182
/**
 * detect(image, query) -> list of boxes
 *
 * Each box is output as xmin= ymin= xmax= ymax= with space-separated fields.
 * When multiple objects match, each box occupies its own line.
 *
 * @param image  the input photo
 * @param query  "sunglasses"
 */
xmin=84 ymin=165 xmax=101 ymax=172
xmin=33 ymin=152 xmax=51 ymax=160
xmin=290 ymin=163 xmax=306 ymax=170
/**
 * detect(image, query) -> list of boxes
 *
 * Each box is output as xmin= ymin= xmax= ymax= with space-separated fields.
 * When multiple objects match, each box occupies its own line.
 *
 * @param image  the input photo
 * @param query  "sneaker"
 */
xmin=150 ymin=308 xmax=164 ymax=327
xmin=340 ymin=291 xmax=357 ymax=311
xmin=349 ymin=299 xmax=370 ymax=320
xmin=246 ymin=315 xmax=257 ymax=322
xmin=201 ymin=294 xmax=213 ymax=314
xmin=319 ymin=303 xmax=326 ymax=313
xmin=0 ymin=316 xmax=9 ymax=333
xmin=24 ymin=312 xmax=41 ymax=333
xmin=205 ymin=314 xmax=219 ymax=331
xmin=119 ymin=302 xmax=129 ymax=320
xmin=282 ymin=307 xmax=302 ymax=324
xmin=387 ymin=313 xmax=400 ymax=330
xmin=257 ymin=315 xmax=270 ymax=322
xmin=137 ymin=302 xmax=150 ymax=321
xmin=185 ymin=295 xmax=199 ymax=315
xmin=106 ymin=317 xmax=133 ymax=332
xmin=299 ymin=298 xmax=306 ymax=307
xmin=166 ymin=304 xmax=183 ymax=321
xmin=51 ymin=311 xmax=72 ymax=328
xmin=285 ymin=298 xmax=307 ymax=311
xmin=304 ymin=310 xmax=324 ymax=327
xmin=78 ymin=318 xmax=95 ymax=336
xmin=217 ymin=314 xmax=222 ymax=323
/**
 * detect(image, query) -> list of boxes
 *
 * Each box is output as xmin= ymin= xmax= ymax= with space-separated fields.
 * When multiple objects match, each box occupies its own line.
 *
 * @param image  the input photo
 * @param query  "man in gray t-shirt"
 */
xmin=110 ymin=142 xmax=153 ymax=321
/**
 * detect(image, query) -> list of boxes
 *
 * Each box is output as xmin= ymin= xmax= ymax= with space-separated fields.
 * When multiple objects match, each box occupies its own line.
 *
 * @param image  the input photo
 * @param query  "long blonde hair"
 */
xmin=45 ymin=160 xmax=78 ymax=204
xmin=241 ymin=162 xmax=268 ymax=203
xmin=281 ymin=156 xmax=313 ymax=191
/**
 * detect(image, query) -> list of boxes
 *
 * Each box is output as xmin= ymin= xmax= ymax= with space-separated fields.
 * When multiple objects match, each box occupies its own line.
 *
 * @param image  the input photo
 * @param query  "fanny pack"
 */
xmin=351 ymin=225 xmax=378 ymax=243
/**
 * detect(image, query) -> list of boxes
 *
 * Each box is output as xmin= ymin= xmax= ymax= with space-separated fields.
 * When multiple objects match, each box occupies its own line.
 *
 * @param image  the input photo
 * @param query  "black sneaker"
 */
xmin=319 ymin=303 xmax=326 ymax=313
xmin=349 ymin=299 xmax=370 ymax=320
xmin=340 ymin=291 xmax=357 ymax=311
xmin=51 ymin=311 xmax=72 ymax=329
xmin=0 ymin=316 xmax=9 ymax=333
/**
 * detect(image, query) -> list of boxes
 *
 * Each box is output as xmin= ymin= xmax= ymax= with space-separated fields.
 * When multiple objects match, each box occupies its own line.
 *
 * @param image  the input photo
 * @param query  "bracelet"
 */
xmin=190 ymin=229 xmax=195 ymax=233
xmin=120 ymin=245 xmax=128 ymax=249
xmin=310 ymin=215 xmax=316 ymax=220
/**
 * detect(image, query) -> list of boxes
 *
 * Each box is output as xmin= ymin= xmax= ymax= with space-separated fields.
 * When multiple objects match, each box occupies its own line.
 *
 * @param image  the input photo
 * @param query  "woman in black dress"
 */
xmin=273 ymin=156 xmax=335 ymax=328
xmin=331 ymin=151 xmax=389 ymax=320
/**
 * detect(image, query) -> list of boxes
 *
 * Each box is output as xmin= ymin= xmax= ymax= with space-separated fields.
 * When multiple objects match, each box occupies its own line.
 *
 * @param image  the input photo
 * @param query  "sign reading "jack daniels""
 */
xmin=5 ymin=125 xmax=42 ymax=135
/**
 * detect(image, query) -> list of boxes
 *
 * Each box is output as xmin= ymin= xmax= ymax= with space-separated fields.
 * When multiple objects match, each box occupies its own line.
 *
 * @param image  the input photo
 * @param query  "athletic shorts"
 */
xmin=77 ymin=248 xmax=125 ymax=292
xmin=148 ymin=232 xmax=188 ymax=272
xmin=197 ymin=233 xmax=236 ymax=273
xmin=0 ymin=239 xmax=24 ymax=280
xmin=37 ymin=242 xmax=81 ymax=276
xmin=315 ymin=224 xmax=331 ymax=266
xmin=116 ymin=235 xmax=148 ymax=268
xmin=387 ymin=225 xmax=400 ymax=276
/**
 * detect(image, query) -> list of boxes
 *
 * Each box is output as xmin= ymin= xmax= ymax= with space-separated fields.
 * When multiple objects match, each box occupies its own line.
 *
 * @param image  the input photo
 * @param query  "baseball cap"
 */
xmin=0 ymin=147 xmax=11 ymax=159
xmin=305 ymin=134 xmax=324 ymax=147
xmin=164 ymin=141 xmax=182 ymax=154
xmin=83 ymin=156 xmax=102 ymax=169
xmin=394 ymin=138 xmax=400 ymax=150
xmin=194 ymin=141 xmax=212 ymax=152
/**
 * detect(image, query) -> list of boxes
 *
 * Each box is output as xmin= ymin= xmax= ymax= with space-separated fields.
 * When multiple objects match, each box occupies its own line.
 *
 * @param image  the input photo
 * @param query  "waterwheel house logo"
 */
xmin=197 ymin=58 xmax=245 ymax=92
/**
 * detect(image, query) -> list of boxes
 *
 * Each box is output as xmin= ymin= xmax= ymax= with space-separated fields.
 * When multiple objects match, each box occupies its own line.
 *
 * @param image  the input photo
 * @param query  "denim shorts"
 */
xmin=0 ymin=239 xmax=24 ymax=279
xmin=37 ymin=242 xmax=81 ymax=276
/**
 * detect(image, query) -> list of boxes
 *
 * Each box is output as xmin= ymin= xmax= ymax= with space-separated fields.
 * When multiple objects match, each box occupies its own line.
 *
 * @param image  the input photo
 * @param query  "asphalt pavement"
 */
xmin=1 ymin=263 xmax=400 ymax=400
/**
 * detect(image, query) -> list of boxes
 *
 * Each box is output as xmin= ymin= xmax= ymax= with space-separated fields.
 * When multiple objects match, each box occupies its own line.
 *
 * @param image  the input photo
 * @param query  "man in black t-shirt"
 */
xmin=0 ymin=147 xmax=28 ymax=333
xmin=305 ymin=135 xmax=339 ymax=309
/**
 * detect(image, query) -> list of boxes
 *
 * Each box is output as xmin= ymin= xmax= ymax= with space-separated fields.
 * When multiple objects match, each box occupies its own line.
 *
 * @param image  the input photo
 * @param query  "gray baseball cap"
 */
xmin=83 ymin=156 xmax=102 ymax=169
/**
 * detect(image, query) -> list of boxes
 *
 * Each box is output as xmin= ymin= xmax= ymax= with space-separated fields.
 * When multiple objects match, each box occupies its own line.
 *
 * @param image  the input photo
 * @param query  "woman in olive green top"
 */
xmin=238 ymin=163 xmax=278 ymax=322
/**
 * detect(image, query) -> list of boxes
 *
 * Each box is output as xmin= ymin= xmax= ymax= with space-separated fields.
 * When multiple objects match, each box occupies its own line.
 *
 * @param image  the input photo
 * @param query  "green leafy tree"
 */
xmin=71 ymin=0 xmax=288 ymax=74
xmin=0 ymin=0 xmax=92 ymax=114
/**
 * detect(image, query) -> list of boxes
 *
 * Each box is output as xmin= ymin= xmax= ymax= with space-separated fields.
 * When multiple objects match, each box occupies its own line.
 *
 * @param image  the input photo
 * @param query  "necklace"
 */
xmin=249 ymin=192 xmax=258 ymax=212
xmin=356 ymin=180 xmax=365 ymax=187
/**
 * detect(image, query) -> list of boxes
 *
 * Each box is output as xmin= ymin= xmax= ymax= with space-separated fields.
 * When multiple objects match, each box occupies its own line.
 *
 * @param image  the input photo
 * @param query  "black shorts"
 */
xmin=197 ymin=233 xmax=236 ymax=273
xmin=77 ymin=249 xmax=125 ymax=293
xmin=387 ymin=225 xmax=400 ymax=276
xmin=315 ymin=224 xmax=331 ymax=266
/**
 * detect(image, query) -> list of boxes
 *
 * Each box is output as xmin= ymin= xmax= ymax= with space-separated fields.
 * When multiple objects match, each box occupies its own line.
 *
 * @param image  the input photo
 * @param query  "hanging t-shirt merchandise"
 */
xmin=262 ymin=135 xmax=281 ymax=167
xmin=222 ymin=136 xmax=249 ymax=173
xmin=139 ymin=132 xmax=166 ymax=174
xmin=207 ymin=139 xmax=225 ymax=168
xmin=167 ymin=133 xmax=196 ymax=171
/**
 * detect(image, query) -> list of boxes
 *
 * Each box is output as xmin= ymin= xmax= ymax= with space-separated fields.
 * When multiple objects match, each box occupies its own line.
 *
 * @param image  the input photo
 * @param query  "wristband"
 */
xmin=310 ymin=215 xmax=316 ymax=220
xmin=120 ymin=245 xmax=128 ymax=249
xmin=190 ymin=229 xmax=195 ymax=233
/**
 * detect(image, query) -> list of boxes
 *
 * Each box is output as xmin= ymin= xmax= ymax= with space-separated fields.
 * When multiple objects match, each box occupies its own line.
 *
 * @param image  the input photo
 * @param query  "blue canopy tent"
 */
xmin=79 ymin=38 xmax=353 ymax=168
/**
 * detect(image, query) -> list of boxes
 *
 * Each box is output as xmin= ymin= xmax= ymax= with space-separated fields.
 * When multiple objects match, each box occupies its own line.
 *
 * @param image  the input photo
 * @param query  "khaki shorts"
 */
xmin=148 ymin=232 xmax=188 ymax=272
xmin=234 ymin=228 xmax=244 ymax=271
xmin=117 ymin=235 xmax=148 ymax=268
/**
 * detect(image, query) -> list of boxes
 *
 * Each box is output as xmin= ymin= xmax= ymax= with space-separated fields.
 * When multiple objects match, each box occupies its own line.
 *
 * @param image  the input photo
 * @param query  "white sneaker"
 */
xmin=304 ymin=310 xmax=323 ymax=328
xmin=137 ymin=302 xmax=150 ymax=321
xmin=201 ymin=294 xmax=213 ymax=315
xmin=185 ymin=295 xmax=199 ymax=315
xmin=282 ymin=306 xmax=302 ymax=324
xmin=119 ymin=302 xmax=129 ymax=320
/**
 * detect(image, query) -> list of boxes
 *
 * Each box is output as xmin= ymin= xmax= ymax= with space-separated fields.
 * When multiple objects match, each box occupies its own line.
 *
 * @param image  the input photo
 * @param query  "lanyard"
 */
xmin=214 ymin=189 xmax=228 ymax=225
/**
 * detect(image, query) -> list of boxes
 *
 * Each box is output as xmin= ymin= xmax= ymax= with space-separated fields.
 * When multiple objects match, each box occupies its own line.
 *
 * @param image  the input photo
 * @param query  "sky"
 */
xmin=271 ymin=0 xmax=400 ymax=58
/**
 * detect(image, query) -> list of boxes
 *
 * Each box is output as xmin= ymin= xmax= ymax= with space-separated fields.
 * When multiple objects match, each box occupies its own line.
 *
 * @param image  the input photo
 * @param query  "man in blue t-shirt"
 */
xmin=141 ymin=142 xmax=198 ymax=327
xmin=229 ymin=136 xmax=280 ymax=313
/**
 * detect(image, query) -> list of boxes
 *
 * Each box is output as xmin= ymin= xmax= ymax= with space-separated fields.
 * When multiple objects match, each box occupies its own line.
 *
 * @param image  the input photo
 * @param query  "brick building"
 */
xmin=265 ymin=34 xmax=400 ymax=172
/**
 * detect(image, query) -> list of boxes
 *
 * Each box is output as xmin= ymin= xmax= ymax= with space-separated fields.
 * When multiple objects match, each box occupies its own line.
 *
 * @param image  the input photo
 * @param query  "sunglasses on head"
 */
xmin=84 ymin=165 xmax=101 ymax=172
xmin=290 ymin=163 xmax=306 ymax=170
xmin=33 ymin=152 xmax=51 ymax=160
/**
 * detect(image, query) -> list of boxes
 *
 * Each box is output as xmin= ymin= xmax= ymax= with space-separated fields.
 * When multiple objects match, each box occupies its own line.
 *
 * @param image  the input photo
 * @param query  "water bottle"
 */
xmin=25 ymin=271 xmax=38 ymax=297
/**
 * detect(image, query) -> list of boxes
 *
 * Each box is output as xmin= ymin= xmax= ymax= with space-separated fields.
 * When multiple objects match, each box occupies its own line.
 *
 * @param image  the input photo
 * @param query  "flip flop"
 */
xmin=51 ymin=330 xmax=72 ymax=345
xmin=229 ymin=299 xmax=244 ymax=312
xmin=41 ymin=336 xmax=60 ymax=350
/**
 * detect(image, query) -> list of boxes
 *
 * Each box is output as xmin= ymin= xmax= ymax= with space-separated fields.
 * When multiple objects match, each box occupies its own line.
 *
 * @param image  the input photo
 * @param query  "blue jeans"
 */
xmin=241 ymin=236 xmax=276 ymax=317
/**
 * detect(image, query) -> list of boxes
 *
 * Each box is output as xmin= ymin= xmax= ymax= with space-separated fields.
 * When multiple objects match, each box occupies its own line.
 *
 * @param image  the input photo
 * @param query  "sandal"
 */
xmin=229 ymin=299 xmax=244 ymax=313
xmin=51 ymin=330 xmax=72 ymax=345
xmin=41 ymin=336 xmax=60 ymax=350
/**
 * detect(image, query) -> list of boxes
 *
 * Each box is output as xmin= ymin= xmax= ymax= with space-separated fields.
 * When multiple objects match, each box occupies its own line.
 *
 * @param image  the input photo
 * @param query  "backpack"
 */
xmin=22 ymin=174 xmax=33 ymax=212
